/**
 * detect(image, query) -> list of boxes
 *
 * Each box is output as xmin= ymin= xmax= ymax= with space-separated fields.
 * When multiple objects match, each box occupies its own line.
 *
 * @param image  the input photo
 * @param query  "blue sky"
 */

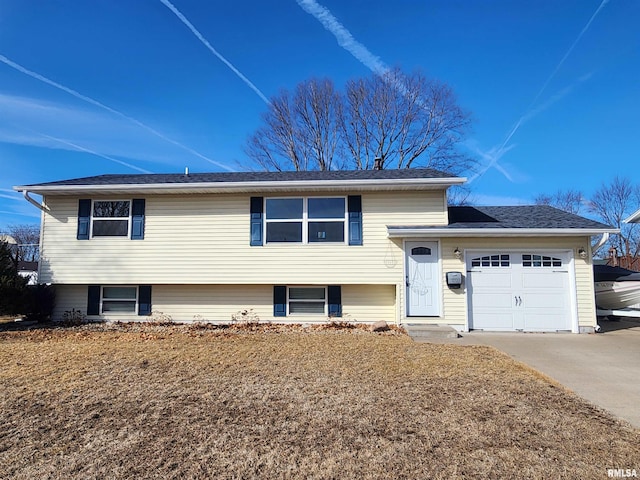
xmin=1 ymin=0 xmax=638 ymax=229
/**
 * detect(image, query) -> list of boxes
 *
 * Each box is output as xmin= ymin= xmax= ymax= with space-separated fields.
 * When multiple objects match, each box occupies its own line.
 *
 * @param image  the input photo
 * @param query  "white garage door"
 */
xmin=467 ymin=251 xmax=573 ymax=332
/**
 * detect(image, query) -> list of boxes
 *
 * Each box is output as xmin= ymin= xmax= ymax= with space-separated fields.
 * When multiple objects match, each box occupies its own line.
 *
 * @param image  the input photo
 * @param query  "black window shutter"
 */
xmin=131 ymin=199 xmax=146 ymax=240
xmin=77 ymin=199 xmax=91 ymax=240
xmin=347 ymin=195 xmax=362 ymax=246
xmin=138 ymin=285 xmax=152 ymax=316
xmin=250 ymin=197 xmax=264 ymax=246
xmin=273 ymin=285 xmax=286 ymax=317
xmin=87 ymin=285 xmax=100 ymax=315
xmin=328 ymin=285 xmax=342 ymax=317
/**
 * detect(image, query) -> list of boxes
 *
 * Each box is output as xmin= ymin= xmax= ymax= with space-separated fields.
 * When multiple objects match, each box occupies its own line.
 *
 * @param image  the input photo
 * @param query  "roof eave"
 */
xmin=14 ymin=177 xmax=466 ymax=196
xmin=387 ymin=227 xmax=619 ymax=238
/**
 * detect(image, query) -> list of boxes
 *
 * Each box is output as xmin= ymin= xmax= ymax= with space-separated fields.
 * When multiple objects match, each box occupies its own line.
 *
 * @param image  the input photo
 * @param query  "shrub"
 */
xmin=231 ymin=308 xmax=260 ymax=325
xmin=24 ymin=284 xmax=56 ymax=322
xmin=61 ymin=309 xmax=87 ymax=326
xmin=150 ymin=310 xmax=173 ymax=324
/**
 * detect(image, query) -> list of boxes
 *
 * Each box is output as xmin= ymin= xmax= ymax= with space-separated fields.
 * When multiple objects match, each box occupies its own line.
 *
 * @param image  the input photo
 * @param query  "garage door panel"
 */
xmin=472 ymin=292 xmax=513 ymax=309
xmin=471 ymin=313 xmax=514 ymax=331
xmin=523 ymin=293 xmax=567 ymax=309
xmin=470 ymin=272 xmax=513 ymax=289
xmin=522 ymin=273 xmax=568 ymax=289
xmin=523 ymin=314 xmax=564 ymax=331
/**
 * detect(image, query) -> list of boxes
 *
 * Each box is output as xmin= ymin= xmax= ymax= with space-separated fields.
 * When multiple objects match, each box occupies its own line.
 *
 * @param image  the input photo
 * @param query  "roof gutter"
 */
xmin=387 ymin=226 xmax=619 ymax=238
xmin=13 ymin=177 xmax=467 ymax=195
xmin=21 ymin=190 xmax=49 ymax=212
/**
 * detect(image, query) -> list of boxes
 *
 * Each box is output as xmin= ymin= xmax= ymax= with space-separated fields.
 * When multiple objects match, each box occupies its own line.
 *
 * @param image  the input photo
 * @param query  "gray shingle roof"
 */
xmin=448 ymin=205 xmax=610 ymax=230
xmin=23 ymin=168 xmax=455 ymax=187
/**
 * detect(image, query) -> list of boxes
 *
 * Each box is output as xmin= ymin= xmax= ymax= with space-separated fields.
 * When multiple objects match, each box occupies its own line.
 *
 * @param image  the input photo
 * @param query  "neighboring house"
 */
xmin=14 ymin=169 xmax=615 ymax=333
xmin=17 ymin=261 xmax=38 ymax=285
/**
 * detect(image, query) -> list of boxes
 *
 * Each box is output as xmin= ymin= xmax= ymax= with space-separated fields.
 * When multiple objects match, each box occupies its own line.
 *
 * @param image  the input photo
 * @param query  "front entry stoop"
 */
xmin=404 ymin=324 xmax=459 ymax=341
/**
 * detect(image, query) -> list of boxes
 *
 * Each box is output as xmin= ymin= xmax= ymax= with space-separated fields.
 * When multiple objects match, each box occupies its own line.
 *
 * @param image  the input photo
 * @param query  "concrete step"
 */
xmin=404 ymin=324 xmax=459 ymax=341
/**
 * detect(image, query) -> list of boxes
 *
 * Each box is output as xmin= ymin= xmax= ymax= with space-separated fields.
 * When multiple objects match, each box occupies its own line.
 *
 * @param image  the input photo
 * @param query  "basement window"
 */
xmin=288 ymin=287 xmax=327 ymax=315
xmin=101 ymin=286 xmax=137 ymax=313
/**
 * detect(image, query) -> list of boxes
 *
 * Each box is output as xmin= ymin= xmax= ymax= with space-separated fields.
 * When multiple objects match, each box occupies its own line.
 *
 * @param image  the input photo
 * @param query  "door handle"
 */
xmin=406 ymin=276 xmax=410 ymax=287
xmin=515 ymin=296 xmax=522 ymax=306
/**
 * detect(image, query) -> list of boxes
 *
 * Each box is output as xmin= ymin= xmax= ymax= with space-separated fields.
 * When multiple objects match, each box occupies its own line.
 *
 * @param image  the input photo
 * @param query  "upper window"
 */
xmin=471 ymin=254 xmax=511 ymax=268
xmin=265 ymin=197 xmax=346 ymax=244
xmin=92 ymin=201 xmax=130 ymax=237
xmin=522 ymin=254 xmax=562 ymax=268
xmin=411 ymin=247 xmax=432 ymax=256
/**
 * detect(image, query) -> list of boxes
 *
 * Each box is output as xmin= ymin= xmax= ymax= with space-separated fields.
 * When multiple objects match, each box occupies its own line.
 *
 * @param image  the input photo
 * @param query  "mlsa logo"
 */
xmin=608 ymin=469 xmax=638 ymax=478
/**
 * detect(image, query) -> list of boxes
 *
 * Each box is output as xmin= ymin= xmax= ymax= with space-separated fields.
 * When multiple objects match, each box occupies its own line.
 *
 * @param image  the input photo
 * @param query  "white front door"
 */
xmin=406 ymin=241 xmax=440 ymax=316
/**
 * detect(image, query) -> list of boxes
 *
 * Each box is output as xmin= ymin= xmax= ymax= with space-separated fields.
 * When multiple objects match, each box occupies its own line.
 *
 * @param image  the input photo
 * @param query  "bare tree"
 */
xmin=447 ymin=186 xmax=474 ymax=206
xmin=341 ymin=69 xmax=472 ymax=173
xmin=589 ymin=177 xmax=640 ymax=258
xmin=3 ymin=224 xmax=40 ymax=263
xmin=245 ymin=69 xmax=473 ymax=174
xmin=534 ymin=190 xmax=585 ymax=215
xmin=245 ymin=78 xmax=342 ymax=171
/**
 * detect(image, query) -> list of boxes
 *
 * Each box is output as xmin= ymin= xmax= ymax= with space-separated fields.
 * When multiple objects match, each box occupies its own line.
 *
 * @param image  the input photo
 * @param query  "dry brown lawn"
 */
xmin=1 ymin=322 xmax=639 ymax=479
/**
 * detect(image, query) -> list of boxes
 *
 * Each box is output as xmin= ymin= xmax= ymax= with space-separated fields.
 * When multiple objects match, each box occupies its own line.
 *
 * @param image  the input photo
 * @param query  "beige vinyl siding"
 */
xmin=39 ymin=191 xmax=446 ymax=286
xmin=438 ymin=237 xmax=596 ymax=330
xmin=51 ymin=284 xmax=397 ymax=323
xmin=341 ymin=284 xmax=396 ymax=323
xmin=52 ymin=284 xmax=89 ymax=320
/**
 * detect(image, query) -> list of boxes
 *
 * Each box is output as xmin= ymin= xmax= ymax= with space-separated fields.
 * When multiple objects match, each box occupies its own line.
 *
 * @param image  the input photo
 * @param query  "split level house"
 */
xmin=14 ymin=168 xmax=615 ymax=333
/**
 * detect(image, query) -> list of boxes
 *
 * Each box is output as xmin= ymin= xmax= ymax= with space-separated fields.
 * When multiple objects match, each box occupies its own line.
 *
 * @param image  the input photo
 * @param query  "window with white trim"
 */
xmin=92 ymin=200 xmax=131 ymax=237
xmin=101 ymin=286 xmax=137 ymax=313
xmin=522 ymin=254 xmax=562 ymax=267
xmin=288 ymin=287 xmax=327 ymax=314
xmin=265 ymin=197 xmax=346 ymax=244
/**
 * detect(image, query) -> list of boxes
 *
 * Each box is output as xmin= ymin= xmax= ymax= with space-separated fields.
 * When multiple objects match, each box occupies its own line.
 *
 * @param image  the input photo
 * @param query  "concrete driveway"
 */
xmin=423 ymin=318 xmax=640 ymax=429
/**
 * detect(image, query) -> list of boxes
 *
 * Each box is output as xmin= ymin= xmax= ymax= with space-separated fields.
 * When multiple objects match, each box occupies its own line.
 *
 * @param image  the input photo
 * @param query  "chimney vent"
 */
xmin=374 ymin=157 xmax=382 ymax=170
xmin=185 ymin=167 xmax=189 ymax=176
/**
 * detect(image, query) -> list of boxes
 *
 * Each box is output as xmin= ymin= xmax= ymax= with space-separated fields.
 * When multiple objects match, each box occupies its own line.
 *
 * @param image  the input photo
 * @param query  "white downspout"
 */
xmin=22 ymin=190 xmax=49 ymax=212
xmin=592 ymin=232 xmax=610 ymax=256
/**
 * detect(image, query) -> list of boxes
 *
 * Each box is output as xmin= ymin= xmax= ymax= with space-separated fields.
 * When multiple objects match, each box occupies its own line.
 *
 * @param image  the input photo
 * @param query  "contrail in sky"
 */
xmin=38 ymin=133 xmax=153 ymax=174
xmin=0 ymin=210 xmax=40 ymax=218
xmin=0 ymin=193 xmax=23 ymax=201
xmin=529 ymin=0 xmax=609 ymax=110
xmin=0 ymin=54 xmax=235 ymax=172
xmin=295 ymin=0 xmax=389 ymax=75
xmin=159 ymin=0 xmax=270 ymax=105
xmin=469 ymin=0 xmax=610 ymax=183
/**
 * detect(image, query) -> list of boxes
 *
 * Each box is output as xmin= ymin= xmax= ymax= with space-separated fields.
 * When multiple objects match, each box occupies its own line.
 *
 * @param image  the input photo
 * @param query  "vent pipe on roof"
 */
xmin=185 ymin=167 xmax=189 ymax=176
xmin=374 ymin=157 xmax=382 ymax=170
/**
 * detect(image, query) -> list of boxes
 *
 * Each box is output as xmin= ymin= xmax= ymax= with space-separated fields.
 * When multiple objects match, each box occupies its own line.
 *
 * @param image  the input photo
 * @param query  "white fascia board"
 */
xmin=387 ymin=227 xmax=619 ymax=237
xmin=624 ymin=208 xmax=640 ymax=224
xmin=14 ymin=177 xmax=466 ymax=196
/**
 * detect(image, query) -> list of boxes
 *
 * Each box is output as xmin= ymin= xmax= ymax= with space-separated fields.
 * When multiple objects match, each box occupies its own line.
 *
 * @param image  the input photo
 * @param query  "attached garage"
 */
xmin=388 ymin=205 xmax=616 ymax=333
xmin=466 ymin=251 xmax=574 ymax=332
